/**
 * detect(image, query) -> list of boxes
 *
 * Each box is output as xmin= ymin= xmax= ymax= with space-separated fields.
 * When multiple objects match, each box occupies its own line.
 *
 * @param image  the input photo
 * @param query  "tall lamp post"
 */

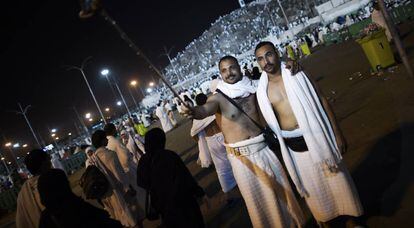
xmin=130 ymin=80 xmax=145 ymax=97
xmin=0 ymin=156 xmax=10 ymax=175
xmin=101 ymin=69 xmax=133 ymax=118
xmin=127 ymin=84 xmax=140 ymax=112
xmin=66 ymin=57 xmax=107 ymax=124
xmin=15 ymin=103 xmax=42 ymax=148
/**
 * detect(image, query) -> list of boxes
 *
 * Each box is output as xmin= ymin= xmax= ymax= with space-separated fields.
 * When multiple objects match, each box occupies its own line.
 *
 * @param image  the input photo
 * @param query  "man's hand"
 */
xmin=285 ymin=59 xmax=302 ymax=75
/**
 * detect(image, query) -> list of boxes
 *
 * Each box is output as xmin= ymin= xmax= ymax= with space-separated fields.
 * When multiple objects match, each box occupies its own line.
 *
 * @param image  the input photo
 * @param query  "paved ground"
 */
xmin=2 ymin=21 xmax=414 ymax=228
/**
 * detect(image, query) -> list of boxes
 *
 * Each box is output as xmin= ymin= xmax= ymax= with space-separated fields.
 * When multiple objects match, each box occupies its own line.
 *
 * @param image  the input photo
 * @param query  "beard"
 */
xmin=263 ymin=61 xmax=281 ymax=74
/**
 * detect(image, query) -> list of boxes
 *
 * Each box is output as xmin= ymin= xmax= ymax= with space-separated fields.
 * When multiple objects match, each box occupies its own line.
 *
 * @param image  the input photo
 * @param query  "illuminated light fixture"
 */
xmin=101 ymin=69 xmax=109 ymax=76
xmin=130 ymin=80 xmax=137 ymax=86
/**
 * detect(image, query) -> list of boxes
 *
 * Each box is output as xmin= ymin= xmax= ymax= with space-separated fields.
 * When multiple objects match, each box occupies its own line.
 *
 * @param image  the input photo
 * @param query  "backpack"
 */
xmin=79 ymin=165 xmax=110 ymax=200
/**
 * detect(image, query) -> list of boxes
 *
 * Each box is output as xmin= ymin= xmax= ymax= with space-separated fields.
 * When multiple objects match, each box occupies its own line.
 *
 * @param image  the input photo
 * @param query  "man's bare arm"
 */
xmin=183 ymin=95 xmax=220 ymax=120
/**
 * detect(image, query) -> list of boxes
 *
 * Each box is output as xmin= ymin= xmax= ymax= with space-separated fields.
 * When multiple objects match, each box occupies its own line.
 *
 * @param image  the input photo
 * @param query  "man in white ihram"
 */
xmin=183 ymin=55 xmax=304 ymax=228
xmin=254 ymin=41 xmax=363 ymax=226
xmin=155 ymin=100 xmax=174 ymax=132
xmin=104 ymin=123 xmax=146 ymax=224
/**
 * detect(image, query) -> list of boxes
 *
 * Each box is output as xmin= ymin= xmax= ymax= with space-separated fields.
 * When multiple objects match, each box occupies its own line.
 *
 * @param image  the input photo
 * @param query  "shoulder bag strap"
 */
xmin=215 ymin=89 xmax=264 ymax=131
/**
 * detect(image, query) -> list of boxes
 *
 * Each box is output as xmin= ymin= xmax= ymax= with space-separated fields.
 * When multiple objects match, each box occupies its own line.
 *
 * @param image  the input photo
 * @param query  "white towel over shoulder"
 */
xmin=256 ymin=63 xmax=341 ymax=197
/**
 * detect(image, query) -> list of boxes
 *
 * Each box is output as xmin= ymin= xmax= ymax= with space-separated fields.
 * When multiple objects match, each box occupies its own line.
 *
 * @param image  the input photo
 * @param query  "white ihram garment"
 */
xmin=226 ymin=135 xmax=305 ymax=228
xmin=191 ymin=117 xmax=236 ymax=192
xmin=256 ymin=65 xmax=363 ymax=221
xmin=155 ymin=106 xmax=174 ymax=132
xmin=106 ymin=136 xmax=146 ymax=215
xmin=205 ymin=132 xmax=236 ymax=193
xmin=16 ymin=176 xmax=44 ymax=228
xmin=93 ymin=147 xmax=143 ymax=226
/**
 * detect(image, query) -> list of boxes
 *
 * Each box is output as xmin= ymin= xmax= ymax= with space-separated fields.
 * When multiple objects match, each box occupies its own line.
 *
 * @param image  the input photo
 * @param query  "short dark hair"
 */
xmin=254 ymin=41 xmax=277 ymax=54
xmin=145 ymin=128 xmax=166 ymax=153
xmin=92 ymin=130 xmax=107 ymax=148
xmin=195 ymin=93 xmax=208 ymax=106
xmin=25 ymin=149 xmax=50 ymax=175
xmin=218 ymin=55 xmax=239 ymax=69
xmin=38 ymin=169 xmax=72 ymax=208
xmin=104 ymin=123 xmax=116 ymax=136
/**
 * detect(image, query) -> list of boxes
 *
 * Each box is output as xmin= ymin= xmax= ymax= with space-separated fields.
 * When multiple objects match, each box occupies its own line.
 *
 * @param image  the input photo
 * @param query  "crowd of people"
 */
xmin=10 ymin=0 xmax=413 ymax=227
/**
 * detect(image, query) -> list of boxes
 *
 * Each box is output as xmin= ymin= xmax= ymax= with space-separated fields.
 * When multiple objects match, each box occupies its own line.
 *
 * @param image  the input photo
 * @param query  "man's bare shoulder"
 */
xmin=208 ymin=92 xmax=225 ymax=103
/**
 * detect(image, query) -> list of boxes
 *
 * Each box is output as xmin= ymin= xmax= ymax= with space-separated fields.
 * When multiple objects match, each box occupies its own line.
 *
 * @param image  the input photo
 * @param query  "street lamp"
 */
xmin=68 ymin=132 xmax=72 ymax=136
xmin=101 ymin=69 xmax=109 ymax=76
xmin=116 ymin=101 xmax=122 ymax=106
xmin=85 ymin=113 xmax=91 ymax=119
xmin=51 ymin=133 xmax=56 ymax=137
xmin=51 ymin=129 xmax=57 ymax=133
xmin=146 ymin=88 xmax=153 ymax=93
xmin=13 ymin=143 xmax=20 ymax=148
xmin=128 ymin=80 xmax=142 ymax=111
xmin=89 ymin=118 xmax=93 ymax=122
xmin=66 ymin=57 xmax=107 ymax=124
xmin=149 ymin=82 xmax=155 ymax=87
xmin=5 ymin=143 xmax=11 ymax=147
xmin=22 ymin=144 xmax=28 ymax=148
xmin=101 ymin=68 xmax=133 ymax=118
xmin=130 ymin=79 xmax=145 ymax=106
xmin=105 ymin=107 xmax=110 ymax=112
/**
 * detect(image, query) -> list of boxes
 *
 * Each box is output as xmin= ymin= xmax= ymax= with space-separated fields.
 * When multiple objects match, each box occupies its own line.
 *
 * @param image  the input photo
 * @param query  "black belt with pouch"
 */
xmin=284 ymin=136 xmax=308 ymax=152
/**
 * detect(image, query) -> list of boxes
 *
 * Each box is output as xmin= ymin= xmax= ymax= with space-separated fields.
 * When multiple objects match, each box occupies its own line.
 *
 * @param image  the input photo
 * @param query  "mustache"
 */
xmin=264 ymin=63 xmax=274 ymax=69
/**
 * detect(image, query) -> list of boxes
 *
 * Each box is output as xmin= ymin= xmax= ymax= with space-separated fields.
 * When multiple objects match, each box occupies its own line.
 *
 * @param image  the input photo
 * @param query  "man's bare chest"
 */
xmin=221 ymin=95 xmax=256 ymax=121
xmin=268 ymin=81 xmax=288 ymax=105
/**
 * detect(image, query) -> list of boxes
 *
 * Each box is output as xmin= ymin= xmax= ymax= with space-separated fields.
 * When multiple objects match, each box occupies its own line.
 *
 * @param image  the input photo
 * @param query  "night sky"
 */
xmin=1 ymin=0 xmax=250 ymax=157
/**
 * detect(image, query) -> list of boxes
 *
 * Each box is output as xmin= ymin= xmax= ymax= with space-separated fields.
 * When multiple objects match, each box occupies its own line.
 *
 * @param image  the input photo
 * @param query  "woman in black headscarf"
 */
xmin=137 ymin=128 xmax=206 ymax=228
xmin=38 ymin=169 xmax=122 ymax=228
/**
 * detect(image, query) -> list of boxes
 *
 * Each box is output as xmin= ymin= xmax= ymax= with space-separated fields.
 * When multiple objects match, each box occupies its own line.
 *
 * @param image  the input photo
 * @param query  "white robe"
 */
xmin=164 ymin=103 xmax=177 ymax=126
xmin=94 ymin=148 xmax=144 ymax=226
xmin=205 ymin=133 xmax=236 ymax=193
xmin=256 ymin=68 xmax=363 ymax=222
xmin=226 ymin=135 xmax=305 ymax=228
xmin=123 ymin=134 xmax=143 ymax=166
xmin=155 ymin=106 xmax=174 ymax=132
xmin=107 ymin=136 xmax=146 ymax=212
xmin=191 ymin=117 xmax=236 ymax=193
xmin=16 ymin=176 xmax=44 ymax=228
